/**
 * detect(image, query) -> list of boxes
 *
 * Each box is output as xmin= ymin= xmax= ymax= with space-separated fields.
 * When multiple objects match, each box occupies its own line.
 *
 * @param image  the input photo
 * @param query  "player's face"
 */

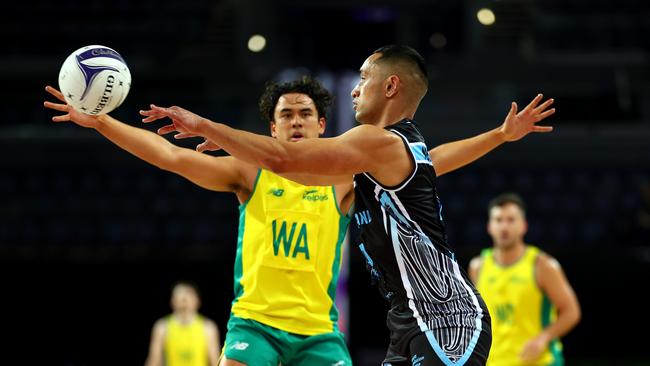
xmin=487 ymin=203 xmax=527 ymax=250
xmin=351 ymin=53 xmax=385 ymax=124
xmin=171 ymin=285 xmax=200 ymax=313
xmin=270 ymin=93 xmax=325 ymax=142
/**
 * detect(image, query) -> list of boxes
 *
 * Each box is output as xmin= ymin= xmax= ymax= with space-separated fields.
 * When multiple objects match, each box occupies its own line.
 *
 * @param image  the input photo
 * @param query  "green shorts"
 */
xmin=223 ymin=315 xmax=351 ymax=366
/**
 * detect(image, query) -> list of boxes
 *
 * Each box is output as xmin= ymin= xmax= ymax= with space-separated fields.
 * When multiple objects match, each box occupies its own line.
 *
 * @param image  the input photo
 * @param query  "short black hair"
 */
xmin=373 ymin=44 xmax=428 ymax=83
xmin=171 ymin=280 xmax=200 ymax=297
xmin=258 ymin=76 xmax=334 ymax=122
xmin=488 ymin=193 xmax=527 ymax=217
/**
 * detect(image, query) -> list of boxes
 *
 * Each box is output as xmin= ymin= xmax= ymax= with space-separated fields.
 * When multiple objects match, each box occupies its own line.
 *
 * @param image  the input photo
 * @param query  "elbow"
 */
xmin=573 ymin=303 xmax=582 ymax=326
xmin=157 ymin=145 xmax=183 ymax=173
xmin=561 ymin=302 xmax=582 ymax=330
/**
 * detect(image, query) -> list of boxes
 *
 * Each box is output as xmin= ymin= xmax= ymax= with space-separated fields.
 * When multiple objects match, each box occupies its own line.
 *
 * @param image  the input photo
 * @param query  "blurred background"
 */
xmin=2 ymin=0 xmax=649 ymax=365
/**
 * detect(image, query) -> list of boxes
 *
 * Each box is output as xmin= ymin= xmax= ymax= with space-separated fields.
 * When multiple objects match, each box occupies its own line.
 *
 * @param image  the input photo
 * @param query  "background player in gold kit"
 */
xmin=469 ymin=193 xmax=581 ymax=366
xmin=145 ymin=281 xmax=221 ymax=366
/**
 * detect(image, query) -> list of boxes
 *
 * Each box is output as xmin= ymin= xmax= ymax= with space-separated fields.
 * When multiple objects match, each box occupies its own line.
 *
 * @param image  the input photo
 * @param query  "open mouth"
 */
xmin=290 ymin=132 xmax=304 ymax=141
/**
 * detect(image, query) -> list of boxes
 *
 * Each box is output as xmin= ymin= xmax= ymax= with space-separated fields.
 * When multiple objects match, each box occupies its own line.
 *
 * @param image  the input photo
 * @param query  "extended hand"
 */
xmin=43 ymin=86 xmax=101 ymax=128
xmin=519 ymin=333 xmax=550 ymax=363
xmin=140 ymin=106 xmax=221 ymax=152
xmin=139 ymin=104 xmax=204 ymax=137
xmin=172 ymin=132 xmax=222 ymax=153
xmin=500 ymin=94 xmax=555 ymax=142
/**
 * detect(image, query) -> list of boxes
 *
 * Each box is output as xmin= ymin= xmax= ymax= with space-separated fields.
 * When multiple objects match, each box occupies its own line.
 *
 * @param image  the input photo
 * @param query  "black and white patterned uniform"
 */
xmin=352 ymin=119 xmax=491 ymax=366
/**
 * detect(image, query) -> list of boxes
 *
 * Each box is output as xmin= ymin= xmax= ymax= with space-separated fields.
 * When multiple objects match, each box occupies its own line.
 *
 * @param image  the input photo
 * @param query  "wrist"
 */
xmin=195 ymin=117 xmax=212 ymax=135
xmin=539 ymin=330 xmax=553 ymax=344
xmin=94 ymin=114 xmax=111 ymax=131
xmin=494 ymin=126 xmax=508 ymax=143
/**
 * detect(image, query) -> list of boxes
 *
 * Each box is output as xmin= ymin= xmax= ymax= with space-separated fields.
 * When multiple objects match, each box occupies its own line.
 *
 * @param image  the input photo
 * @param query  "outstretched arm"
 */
xmin=140 ymin=105 xmax=402 ymax=181
xmin=429 ymin=94 xmax=555 ymax=176
xmin=142 ymin=115 xmax=353 ymax=186
xmin=44 ymin=86 xmax=246 ymax=193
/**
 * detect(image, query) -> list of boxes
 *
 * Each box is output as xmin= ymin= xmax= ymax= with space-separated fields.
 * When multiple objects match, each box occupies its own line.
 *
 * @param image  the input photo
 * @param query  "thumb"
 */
xmin=174 ymin=132 xmax=195 ymax=139
xmin=197 ymin=141 xmax=208 ymax=153
xmin=510 ymin=102 xmax=518 ymax=116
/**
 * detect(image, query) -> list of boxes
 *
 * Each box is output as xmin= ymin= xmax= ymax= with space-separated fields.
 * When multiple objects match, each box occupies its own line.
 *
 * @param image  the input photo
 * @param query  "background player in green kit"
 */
xmin=469 ymin=193 xmax=581 ymax=366
xmin=45 ymin=77 xmax=354 ymax=366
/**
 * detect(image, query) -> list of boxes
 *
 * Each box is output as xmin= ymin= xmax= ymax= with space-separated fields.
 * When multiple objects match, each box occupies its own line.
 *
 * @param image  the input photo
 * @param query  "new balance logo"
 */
xmin=268 ymin=188 xmax=284 ymax=197
xmin=229 ymin=341 xmax=249 ymax=351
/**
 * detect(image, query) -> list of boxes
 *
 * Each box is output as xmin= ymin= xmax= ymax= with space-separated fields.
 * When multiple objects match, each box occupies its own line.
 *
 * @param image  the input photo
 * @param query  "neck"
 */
xmin=493 ymin=242 xmax=526 ymax=266
xmin=174 ymin=310 xmax=195 ymax=323
xmin=372 ymin=100 xmax=418 ymax=128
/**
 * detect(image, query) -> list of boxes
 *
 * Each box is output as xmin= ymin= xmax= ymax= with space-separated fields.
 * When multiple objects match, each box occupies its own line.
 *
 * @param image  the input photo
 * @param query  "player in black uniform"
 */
xmin=140 ymin=45 xmax=556 ymax=365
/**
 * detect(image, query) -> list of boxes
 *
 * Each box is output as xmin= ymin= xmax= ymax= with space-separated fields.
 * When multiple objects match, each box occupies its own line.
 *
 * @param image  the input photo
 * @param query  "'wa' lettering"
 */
xmin=271 ymin=220 xmax=310 ymax=259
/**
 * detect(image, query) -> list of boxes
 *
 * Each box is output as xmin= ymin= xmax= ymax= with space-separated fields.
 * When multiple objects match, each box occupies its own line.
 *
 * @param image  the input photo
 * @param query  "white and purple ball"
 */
xmin=58 ymin=45 xmax=131 ymax=115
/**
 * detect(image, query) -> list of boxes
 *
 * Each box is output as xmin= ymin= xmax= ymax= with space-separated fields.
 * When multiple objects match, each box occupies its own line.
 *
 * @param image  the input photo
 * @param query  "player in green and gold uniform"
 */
xmin=44 ymin=77 xmax=354 ymax=366
xmin=224 ymin=167 xmax=351 ymax=364
xmin=146 ymin=282 xmax=221 ymax=366
xmin=46 ymin=69 xmax=557 ymax=365
xmin=469 ymin=193 xmax=581 ymax=366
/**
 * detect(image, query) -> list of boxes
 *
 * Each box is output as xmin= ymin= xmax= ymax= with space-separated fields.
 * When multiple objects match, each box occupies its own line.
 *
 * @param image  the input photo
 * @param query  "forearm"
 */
xmin=144 ymin=353 xmax=162 ymax=366
xmin=196 ymin=118 xmax=287 ymax=170
xmin=95 ymin=115 xmax=177 ymax=170
xmin=429 ymin=127 xmax=506 ymax=176
xmin=540 ymin=307 xmax=581 ymax=341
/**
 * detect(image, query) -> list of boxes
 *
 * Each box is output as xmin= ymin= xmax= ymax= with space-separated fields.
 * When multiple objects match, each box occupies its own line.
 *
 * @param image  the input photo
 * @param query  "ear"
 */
xmin=270 ymin=121 xmax=277 ymax=137
xmin=522 ymin=219 xmax=528 ymax=236
xmin=318 ymin=117 xmax=326 ymax=135
xmin=385 ymin=75 xmax=400 ymax=98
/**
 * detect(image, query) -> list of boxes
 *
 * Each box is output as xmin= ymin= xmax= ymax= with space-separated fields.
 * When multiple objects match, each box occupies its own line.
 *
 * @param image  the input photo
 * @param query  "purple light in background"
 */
xmin=351 ymin=7 xmax=396 ymax=23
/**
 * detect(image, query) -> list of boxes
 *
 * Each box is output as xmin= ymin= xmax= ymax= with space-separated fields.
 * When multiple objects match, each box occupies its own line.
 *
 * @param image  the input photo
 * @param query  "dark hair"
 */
xmin=488 ymin=192 xmax=527 ymax=217
xmin=373 ymin=44 xmax=428 ymax=83
xmin=258 ymin=76 xmax=334 ymax=122
xmin=171 ymin=280 xmax=200 ymax=297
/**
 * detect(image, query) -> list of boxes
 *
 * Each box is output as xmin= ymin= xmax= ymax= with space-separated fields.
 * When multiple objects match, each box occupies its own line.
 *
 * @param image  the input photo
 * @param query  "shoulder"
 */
xmin=222 ymin=155 xmax=257 ymax=175
xmin=343 ymin=124 xmax=401 ymax=143
xmin=534 ymin=250 xmax=565 ymax=287
xmin=202 ymin=318 xmax=220 ymax=335
xmin=203 ymin=317 xmax=217 ymax=328
xmin=468 ymin=255 xmax=484 ymax=282
xmin=535 ymin=251 xmax=562 ymax=273
xmin=469 ymin=255 xmax=484 ymax=271
xmin=152 ymin=318 xmax=168 ymax=335
xmin=227 ymin=157 xmax=259 ymax=193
